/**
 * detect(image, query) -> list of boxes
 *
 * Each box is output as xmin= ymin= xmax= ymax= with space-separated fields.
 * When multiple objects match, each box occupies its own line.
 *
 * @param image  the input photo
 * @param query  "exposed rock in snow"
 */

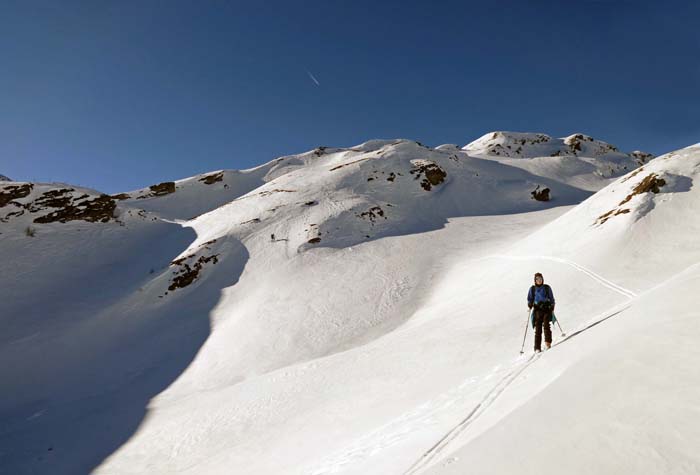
xmin=530 ymin=185 xmax=551 ymax=201
xmin=0 ymin=183 xmax=33 ymax=208
xmin=463 ymin=131 xmax=554 ymax=158
xmin=463 ymin=131 xmax=648 ymax=161
xmin=629 ymin=150 xmax=655 ymax=164
xmin=0 ymin=183 xmax=122 ymax=224
xmin=462 ymin=131 xmax=654 ymax=192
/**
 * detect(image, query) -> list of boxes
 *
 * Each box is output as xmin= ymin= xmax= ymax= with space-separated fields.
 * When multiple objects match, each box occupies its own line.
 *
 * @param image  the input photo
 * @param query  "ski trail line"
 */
xmin=482 ymin=254 xmax=637 ymax=299
xmin=403 ymin=354 xmax=540 ymax=475
xmin=403 ymin=303 xmax=632 ymax=475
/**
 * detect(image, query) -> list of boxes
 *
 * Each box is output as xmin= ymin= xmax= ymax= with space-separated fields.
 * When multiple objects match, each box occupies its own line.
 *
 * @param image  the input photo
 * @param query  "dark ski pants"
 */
xmin=533 ymin=308 xmax=552 ymax=351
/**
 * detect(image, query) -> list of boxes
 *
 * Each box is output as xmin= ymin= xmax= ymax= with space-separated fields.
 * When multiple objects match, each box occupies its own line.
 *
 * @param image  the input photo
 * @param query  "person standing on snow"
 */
xmin=527 ymin=272 xmax=555 ymax=352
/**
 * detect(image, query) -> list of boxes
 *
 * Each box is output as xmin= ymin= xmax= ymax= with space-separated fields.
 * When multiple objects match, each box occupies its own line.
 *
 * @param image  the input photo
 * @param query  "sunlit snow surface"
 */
xmin=1 ymin=134 xmax=698 ymax=475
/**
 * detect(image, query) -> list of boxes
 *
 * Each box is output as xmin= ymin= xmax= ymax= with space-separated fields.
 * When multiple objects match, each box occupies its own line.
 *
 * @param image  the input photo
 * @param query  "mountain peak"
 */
xmin=462 ymin=131 xmax=651 ymax=162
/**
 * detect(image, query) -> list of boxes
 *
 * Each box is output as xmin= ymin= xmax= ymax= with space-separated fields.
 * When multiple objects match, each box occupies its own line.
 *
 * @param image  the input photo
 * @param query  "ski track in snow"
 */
xmin=306 ymin=255 xmax=636 ymax=475
xmin=402 ymin=354 xmax=541 ymax=475
xmin=403 ymin=255 xmax=636 ymax=474
xmin=305 ymin=369 xmax=496 ymax=475
xmin=402 ymin=304 xmax=631 ymax=475
xmin=306 ymin=303 xmax=631 ymax=475
xmin=482 ymin=254 xmax=638 ymax=299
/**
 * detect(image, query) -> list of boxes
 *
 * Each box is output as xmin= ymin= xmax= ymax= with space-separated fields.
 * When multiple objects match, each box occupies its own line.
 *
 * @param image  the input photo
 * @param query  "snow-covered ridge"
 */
xmin=0 ymin=174 xmax=11 ymax=181
xmin=461 ymin=131 xmax=655 ymax=191
xmin=463 ymin=131 xmax=652 ymax=161
xmin=0 ymin=134 xmax=602 ymax=233
xmin=1 ymin=132 xmax=649 ymax=226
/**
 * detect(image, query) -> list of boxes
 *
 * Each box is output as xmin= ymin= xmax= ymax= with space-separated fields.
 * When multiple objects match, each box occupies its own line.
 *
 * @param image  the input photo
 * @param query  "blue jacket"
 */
xmin=527 ymin=284 xmax=555 ymax=308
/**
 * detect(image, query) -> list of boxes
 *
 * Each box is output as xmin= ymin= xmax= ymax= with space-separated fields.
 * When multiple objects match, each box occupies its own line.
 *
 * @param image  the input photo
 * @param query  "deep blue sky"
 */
xmin=1 ymin=0 xmax=698 ymax=193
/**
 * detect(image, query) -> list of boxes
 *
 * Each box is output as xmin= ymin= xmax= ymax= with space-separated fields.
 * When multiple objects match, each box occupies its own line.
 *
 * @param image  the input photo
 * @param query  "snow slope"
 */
xmin=0 ymin=135 xmax=697 ymax=475
xmin=104 ymin=138 xmax=597 ymax=383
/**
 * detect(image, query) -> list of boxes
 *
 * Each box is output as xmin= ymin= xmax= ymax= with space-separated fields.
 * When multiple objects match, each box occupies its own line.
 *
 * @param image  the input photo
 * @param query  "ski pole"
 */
xmin=556 ymin=319 xmax=566 ymax=337
xmin=519 ymin=309 xmax=531 ymax=354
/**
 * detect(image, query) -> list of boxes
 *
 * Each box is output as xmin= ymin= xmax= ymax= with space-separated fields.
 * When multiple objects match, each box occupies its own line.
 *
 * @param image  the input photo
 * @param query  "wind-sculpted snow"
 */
xmin=2 ymin=136 xmax=699 ymax=475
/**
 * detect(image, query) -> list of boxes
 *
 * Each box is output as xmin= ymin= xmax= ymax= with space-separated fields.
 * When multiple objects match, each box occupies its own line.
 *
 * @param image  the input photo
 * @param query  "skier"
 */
xmin=527 ymin=272 xmax=555 ymax=352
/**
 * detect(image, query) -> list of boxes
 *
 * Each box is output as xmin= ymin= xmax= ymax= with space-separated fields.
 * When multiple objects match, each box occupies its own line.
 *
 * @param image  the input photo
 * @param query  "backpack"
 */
xmin=530 ymin=284 xmax=554 ymax=311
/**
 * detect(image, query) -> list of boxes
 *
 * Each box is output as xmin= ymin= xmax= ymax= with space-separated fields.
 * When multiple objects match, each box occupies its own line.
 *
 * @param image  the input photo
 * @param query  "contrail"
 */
xmin=306 ymin=70 xmax=320 ymax=86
